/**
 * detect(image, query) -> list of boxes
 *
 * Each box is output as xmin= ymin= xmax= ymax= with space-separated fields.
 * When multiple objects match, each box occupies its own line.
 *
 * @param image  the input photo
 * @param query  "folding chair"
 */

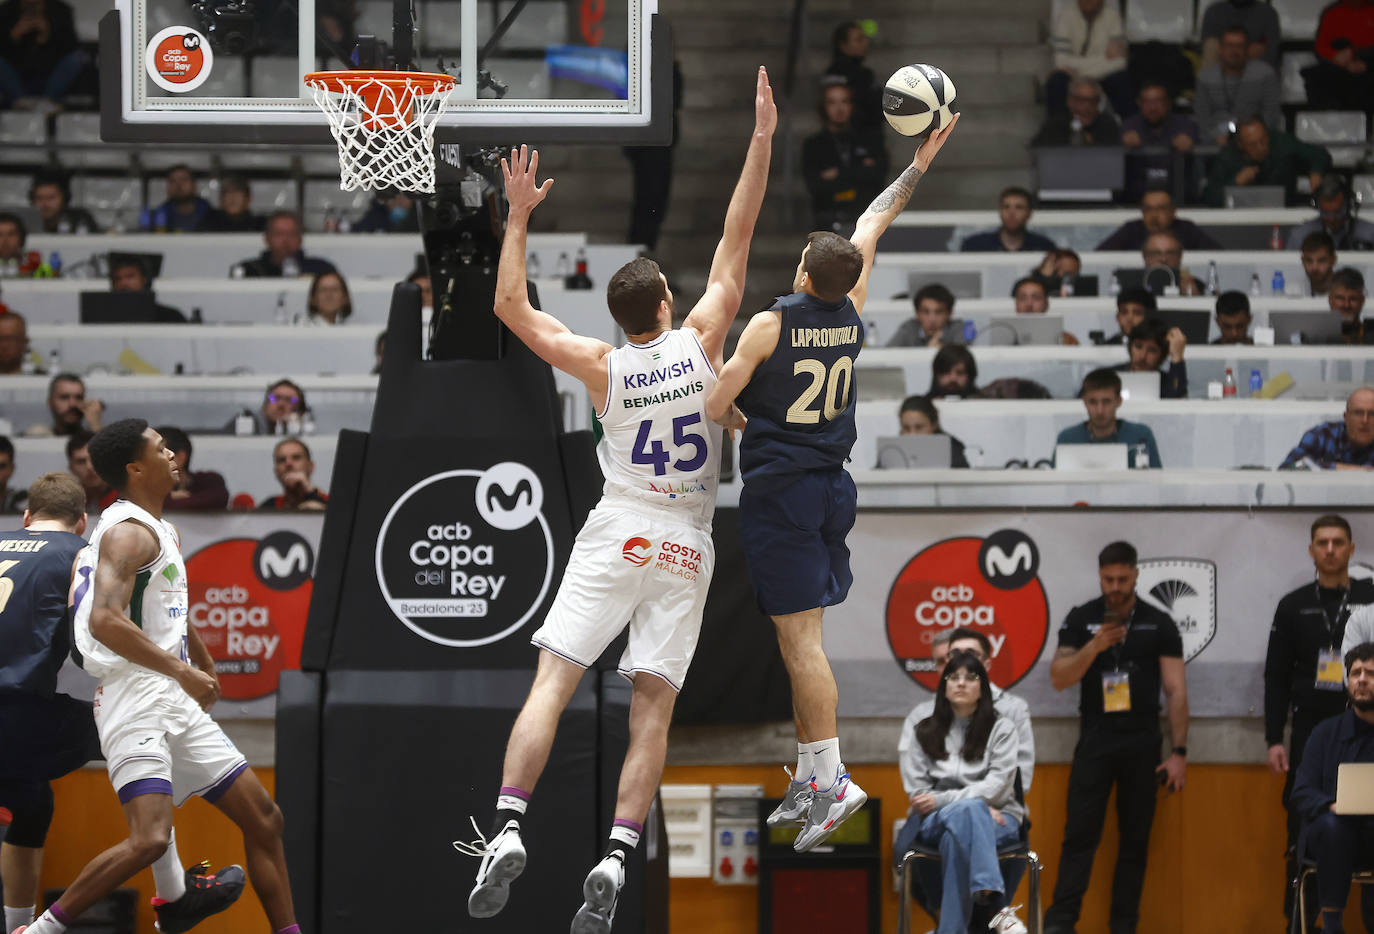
xmin=897 ymin=818 xmax=1043 ymax=934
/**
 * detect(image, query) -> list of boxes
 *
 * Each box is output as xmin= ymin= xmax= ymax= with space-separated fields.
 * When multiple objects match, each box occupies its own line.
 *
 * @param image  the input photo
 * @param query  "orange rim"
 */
xmin=305 ymin=70 xmax=455 ymax=130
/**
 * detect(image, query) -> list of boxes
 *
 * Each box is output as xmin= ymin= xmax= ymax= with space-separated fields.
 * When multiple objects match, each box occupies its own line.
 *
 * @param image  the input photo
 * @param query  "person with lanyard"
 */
xmin=1263 ymin=513 xmax=1374 ymax=932
xmin=1043 ymin=541 xmax=1188 ymax=934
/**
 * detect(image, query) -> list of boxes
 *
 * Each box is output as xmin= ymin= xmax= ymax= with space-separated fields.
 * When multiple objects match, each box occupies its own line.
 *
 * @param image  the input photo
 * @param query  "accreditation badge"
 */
xmin=1102 ymin=670 xmax=1132 ymax=712
xmin=1315 ymin=648 xmax=1345 ymax=692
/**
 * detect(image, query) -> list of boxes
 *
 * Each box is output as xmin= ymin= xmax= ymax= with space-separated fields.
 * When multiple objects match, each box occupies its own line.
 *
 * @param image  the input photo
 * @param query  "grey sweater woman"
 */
xmin=901 ymin=715 xmax=1026 ymax=827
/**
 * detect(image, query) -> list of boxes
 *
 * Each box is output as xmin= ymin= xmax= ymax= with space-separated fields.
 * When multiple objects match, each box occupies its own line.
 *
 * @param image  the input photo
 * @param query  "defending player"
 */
xmin=705 ymin=114 xmax=960 ymax=852
xmin=0 ymin=472 xmax=243 ymax=934
xmin=16 ymin=421 xmax=299 ymax=934
xmin=456 ymin=67 xmax=775 ymax=933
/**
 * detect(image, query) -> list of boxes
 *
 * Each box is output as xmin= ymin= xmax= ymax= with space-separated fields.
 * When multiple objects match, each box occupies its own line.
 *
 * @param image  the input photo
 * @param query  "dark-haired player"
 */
xmin=17 ymin=420 xmax=299 ymax=934
xmin=705 ymin=114 xmax=960 ymax=851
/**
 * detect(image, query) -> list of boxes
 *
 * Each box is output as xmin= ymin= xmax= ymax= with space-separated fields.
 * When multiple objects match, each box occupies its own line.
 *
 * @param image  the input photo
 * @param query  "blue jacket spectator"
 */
xmin=145 ymin=164 xmax=213 ymax=233
xmin=961 ymin=187 xmax=1057 ymax=253
xmin=1281 ymin=389 xmax=1374 ymax=470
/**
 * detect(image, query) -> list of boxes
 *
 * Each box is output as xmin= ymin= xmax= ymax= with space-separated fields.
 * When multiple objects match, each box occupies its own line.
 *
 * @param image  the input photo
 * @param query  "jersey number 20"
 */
xmin=787 ymin=356 xmax=854 ymax=424
xmin=632 ymin=412 xmax=709 ymax=476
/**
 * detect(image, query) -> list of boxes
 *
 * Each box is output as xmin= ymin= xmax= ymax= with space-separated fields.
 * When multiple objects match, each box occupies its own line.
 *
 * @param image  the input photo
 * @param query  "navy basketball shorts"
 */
xmin=738 ymin=468 xmax=857 ymax=617
xmin=0 ymin=778 xmax=54 ymax=848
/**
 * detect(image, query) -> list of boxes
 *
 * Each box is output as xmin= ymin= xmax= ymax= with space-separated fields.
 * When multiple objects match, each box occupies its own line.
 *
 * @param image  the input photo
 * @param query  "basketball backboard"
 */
xmin=100 ymin=0 xmax=671 ymax=146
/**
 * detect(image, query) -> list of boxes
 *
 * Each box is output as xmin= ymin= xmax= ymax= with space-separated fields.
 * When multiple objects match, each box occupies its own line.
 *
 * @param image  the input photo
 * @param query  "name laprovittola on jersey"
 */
xmin=736 ymin=291 xmax=863 ymax=484
xmin=72 ymin=501 xmax=189 ymax=678
xmin=596 ymin=329 xmax=723 ymax=521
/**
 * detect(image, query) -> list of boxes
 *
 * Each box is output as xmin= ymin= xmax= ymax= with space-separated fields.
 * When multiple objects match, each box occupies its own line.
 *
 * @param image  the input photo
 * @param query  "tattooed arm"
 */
xmin=848 ymin=113 xmax=961 ymax=313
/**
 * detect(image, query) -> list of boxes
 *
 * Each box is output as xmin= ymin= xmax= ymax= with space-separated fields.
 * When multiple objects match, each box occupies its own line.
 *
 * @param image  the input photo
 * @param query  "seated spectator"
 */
xmin=1031 ymin=77 xmax=1121 ymax=147
xmin=802 ymin=80 xmax=887 ymax=234
xmin=1213 ymin=291 xmax=1254 ymax=345
xmin=29 ymin=172 xmax=97 ymax=234
xmin=0 ymin=212 xmax=42 ymax=277
xmin=1199 ymin=0 xmax=1281 ymax=70
xmin=1032 ymin=248 xmax=1082 ymax=296
xmin=259 ymin=438 xmax=328 ymax=510
xmin=65 ymin=428 xmax=114 ymax=511
xmin=303 ymin=271 xmax=352 ymax=325
xmin=0 ymin=0 xmax=85 ymax=111
xmin=928 ymin=345 xmax=978 ymax=399
xmin=108 ymin=253 xmax=187 ymax=322
xmin=1055 ymin=367 xmax=1163 ymax=467
xmin=895 ymin=652 xmax=1029 ymax=934
xmin=1046 ymin=0 xmax=1131 ymax=117
xmin=1203 ymin=117 xmax=1333 ymax=208
xmin=1097 ymin=189 xmax=1221 ymax=252
xmin=1141 ymin=231 xmax=1202 ymax=296
xmin=1012 ymin=276 xmax=1079 ymax=345
xmin=1331 ymin=267 xmax=1370 ymax=344
xmin=1195 ymin=26 xmax=1282 ymax=145
xmin=204 ymin=175 xmax=266 ymax=233
xmin=0 ymin=310 xmax=31 ymax=374
xmin=1302 ymin=232 xmax=1338 ymax=297
xmin=1119 ymin=84 xmax=1199 ymax=200
xmin=229 ymin=378 xmax=310 ymax=435
xmin=235 ymin=210 xmax=340 ymax=278
xmin=1116 ymin=319 xmax=1188 ymax=398
xmin=1286 ymin=176 xmax=1374 ymax=251
xmin=1281 ymin=387 xmax=1374 ymax=470
xmin=1303 ymin=0 xmax=1374 ymax=111
xmin=353 ymin=190 xmax=420 ymax=233
xmin=898 ymin=395 xmax=969 ymax=468
xmin=24 ymin=372 xmax=102 ymax=437
xmin=145 ymin=164 xmax=212 ymax=233
xmin=888 ymin=284 xmax=960 ymax=347
xmin=1102 ymin=287 xmax=1155 ymax=345
xmin=155 ymin=425 xmax=228 ymax=511
xmin=824 ymin=20 xmax=881 ymax=131
xmin=960 ymin=187 xmax=1056 ymax=254
xmin=0 ymin=434 xmax=25 ymax=512
xmin=1287 ymin=641 xmax=1374 ymax=934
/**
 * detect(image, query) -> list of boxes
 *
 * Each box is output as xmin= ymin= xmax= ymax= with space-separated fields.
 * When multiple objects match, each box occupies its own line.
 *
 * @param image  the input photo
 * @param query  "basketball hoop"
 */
xmin=305 ymin=70 xmax=457 ymax=194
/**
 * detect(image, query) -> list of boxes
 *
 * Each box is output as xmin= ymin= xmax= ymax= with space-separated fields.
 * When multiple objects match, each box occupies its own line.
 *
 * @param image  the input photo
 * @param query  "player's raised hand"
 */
xmin=753 ymin=66 xmax=777 ymax=137
xmin=501 ymin=144 xmax=554 ymax=217
xmin=913 ymin=112 xmax=960 ymax=173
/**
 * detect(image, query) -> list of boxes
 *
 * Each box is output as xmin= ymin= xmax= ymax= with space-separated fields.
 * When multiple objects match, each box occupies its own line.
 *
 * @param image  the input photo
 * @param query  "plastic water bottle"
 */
xmin=281 ymin=255 xmax=301 ymax=278
xmin=527 ymin=252 xmax=542 ymax=277
xmin=1061 ymin=273 xmax=1075 ymax=297
xmin=1107 ymin=274 xmax=1121 ymax=297
xmin=864 ymin=318 xmax=880 ymax=346
xmin=1249 ymin=273 xmax=1262 ymax=297
xmin=273 ymin=291 xmax=289 ymax=324
xmin=48 ymin=252 xmax=61 ymax=277
xmin=48 ymin=348 xmax=60 ymax=373
xmin=1270 ymin=225 xmax=1283 ymax=250
xmin=301 ymin=410 xmax=316 ymax=435
xmin=1132 ymin=442 xmax=1150 ymax=469
xmin=1249 ymin=369 xmax=1262 ymax=395
xmin=962 ymin=320 xmax=978 ymax=343
xmin=323 ymin=208 xmax=339 ymax=233
xmin=554 ymin=252 xmax=571 ymax=277
xmin=1222 ymin=367 xmax=1237 ymax=398
xmin=1206 ymin=261 xmax=1219 ymax=296
xmin=1271 ymin=269 xmax=1285 ymax=296
xmin=230 ymin=263 xmax=246 ymax=279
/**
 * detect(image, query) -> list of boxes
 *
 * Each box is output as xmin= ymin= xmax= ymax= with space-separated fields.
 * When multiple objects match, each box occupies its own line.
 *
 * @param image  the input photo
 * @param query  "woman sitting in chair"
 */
xmin=905 ymin=651 xmax=1028 ymax=934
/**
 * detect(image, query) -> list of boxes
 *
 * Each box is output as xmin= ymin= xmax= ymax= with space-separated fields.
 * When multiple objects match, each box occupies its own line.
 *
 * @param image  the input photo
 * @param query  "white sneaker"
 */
xmin=570 ymin=851 xmax=624 ymax=934
xmin=988 ymin=905 xmax=1028 ymax=934
xmin=454 ymin=818 xmax=526 ymax=918
xmin=793 ymin=772 xmax=867 ymax=853
xmin=766 ymin=766 xmax=814 ymax=827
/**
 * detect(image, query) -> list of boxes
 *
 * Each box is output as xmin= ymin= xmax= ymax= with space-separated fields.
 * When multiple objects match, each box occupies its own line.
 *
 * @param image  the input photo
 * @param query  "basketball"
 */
xmin=882 ymin=64 xmax=957 ymax=137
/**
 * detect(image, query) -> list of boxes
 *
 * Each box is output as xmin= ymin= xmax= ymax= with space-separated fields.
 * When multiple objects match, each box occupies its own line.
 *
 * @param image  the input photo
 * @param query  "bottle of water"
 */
xmin=554 ymin=252 xmax=571 ymax=277
xmin=527 ymin=252 xmax=542 ymax=277
xmin=1270 ymin=225 xmax=1283 ymax=250
xmin=1222 ymin=367 xmax=1237 ymax=398
xmin=569 ymin=248 xmax=593 ymax=289
xmin=281 ymin=255 xmax=301 ymax=278
xmin=48 ymin=252 xmax=61 ymax=277
xmin=1249 ymin=368 xmax=1262 ymax=395
xmin=1249 ymin=273 xmax=1262 ymax=297
xmin=301 ymin=410 xmax=316 ymax=435
xmin=323 ymin=208 xmax=339 ymax=234
xmin=1132 ymin=442 xmax=1150 ymax=469
xmin=230 ymin=263 xmax=246 ymax=279
xmin=962 ymin=320 xmax=978 ymax=343
xmin=273 ymin=291 xmax=289 ymax=324
xmin=48 ymin=348 xmax=60 ymax=374
xmin=1206 ymin=261 xmax=1219 ymax=296
xmin=1271 ymin=269 xmax=1285 ymax=296
xmin=337 ymin=214 xmax=352 ymax=234
xmin=864 ymin=318 xmax=880 ymax=346
xmin=1107 ymin=274 xmax=1121 ymax=298
xmin=1061 ymin=273 xmax=1075 ymax=297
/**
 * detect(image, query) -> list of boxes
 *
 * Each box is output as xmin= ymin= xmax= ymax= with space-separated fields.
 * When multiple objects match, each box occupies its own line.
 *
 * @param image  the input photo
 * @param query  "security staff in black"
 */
xmin=1044 ymin=540 xmax=1189 ymax=934
xmin=1262 ymin=514 xmax=1373 ymax=928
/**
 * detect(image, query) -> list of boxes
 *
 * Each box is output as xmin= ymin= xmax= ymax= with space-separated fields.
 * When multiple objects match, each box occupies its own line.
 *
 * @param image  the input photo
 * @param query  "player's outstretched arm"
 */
xmin=497 ymin=145 xmax=612 ymax=394
xmin=87 ymin=521 xmax=218 ymax=708
xmin=705 ymin=310 xmax=781 ymax=422
xmin=683 ymin=66 xmax=777 ymax=365
xmin=848 ymin=113 xmax=960 ymax=313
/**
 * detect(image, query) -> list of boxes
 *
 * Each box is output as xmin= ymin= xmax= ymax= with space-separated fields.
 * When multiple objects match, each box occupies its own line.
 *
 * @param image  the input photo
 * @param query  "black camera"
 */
xmin=191 ymin=0 xmax=257 ymax=55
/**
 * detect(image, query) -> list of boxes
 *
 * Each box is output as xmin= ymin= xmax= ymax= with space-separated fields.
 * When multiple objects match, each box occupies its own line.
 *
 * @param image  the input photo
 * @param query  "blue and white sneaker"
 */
xmin=766 ymin=766 xmax=813 ymax=827
xmin=793 ymin=771 xmax=867 ymax=853
xmin=570 ymin=851 xmax=624 ymax=934
xmin=455 ymin=818 xmax=526 ymax=918
xmin=989 ymin=905 xmax=1029 ymax=934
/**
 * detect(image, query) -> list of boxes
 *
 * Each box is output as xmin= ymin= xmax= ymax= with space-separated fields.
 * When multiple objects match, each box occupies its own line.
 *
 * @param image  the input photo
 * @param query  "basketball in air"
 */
xmin=882 ymin=64 xmax=956 ymax=137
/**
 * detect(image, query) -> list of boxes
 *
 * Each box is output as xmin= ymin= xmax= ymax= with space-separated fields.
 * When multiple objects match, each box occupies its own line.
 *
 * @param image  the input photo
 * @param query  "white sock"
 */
xmin=25 ymin=908 xmax=67 ymax=934
xmin=5 ymin=905 xmax=35 ymax=931
xmin=151 ymin=829 xmax=187 ymax=903
xmin=809 ymin=737 xmax=843 ymax=791
xmin=794 ymin=743 xmax=814 ymax=783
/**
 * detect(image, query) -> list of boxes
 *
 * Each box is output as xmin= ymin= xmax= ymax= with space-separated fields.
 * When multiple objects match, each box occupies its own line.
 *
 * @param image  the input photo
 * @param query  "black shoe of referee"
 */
xmin=153 ymin=861 xmax=247 ymax=933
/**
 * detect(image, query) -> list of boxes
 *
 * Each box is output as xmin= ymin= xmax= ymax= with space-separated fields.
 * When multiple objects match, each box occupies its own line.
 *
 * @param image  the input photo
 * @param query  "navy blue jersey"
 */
xmin=0 ymin=530 xmax=86 ymax=697
xmin=736 ymin=291 xmax=863 ymax=485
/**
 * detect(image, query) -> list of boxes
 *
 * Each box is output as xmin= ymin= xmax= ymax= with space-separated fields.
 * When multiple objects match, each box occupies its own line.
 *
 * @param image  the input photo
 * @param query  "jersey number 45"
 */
xmin=632 ymin=413 xmax=709 ymax=476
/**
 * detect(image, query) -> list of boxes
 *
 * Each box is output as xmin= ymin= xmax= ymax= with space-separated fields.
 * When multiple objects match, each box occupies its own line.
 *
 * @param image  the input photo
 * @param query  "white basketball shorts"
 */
xmin=531 ymin=496 xmax=715 ymax=691
xmin=94 ymin=667 xmax=247 ymax=807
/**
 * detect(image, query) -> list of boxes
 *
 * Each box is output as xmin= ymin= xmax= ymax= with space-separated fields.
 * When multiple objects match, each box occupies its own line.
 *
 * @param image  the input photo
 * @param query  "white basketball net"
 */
xmin=307 ymin=73 xmax=456 ymax=194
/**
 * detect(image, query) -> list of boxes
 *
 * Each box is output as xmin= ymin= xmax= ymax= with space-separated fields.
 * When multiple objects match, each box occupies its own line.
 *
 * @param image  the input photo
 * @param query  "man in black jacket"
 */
xmin=1289 ymin=641 xmax=1374 ymax=934
xmin=1264 ymin=514 xmax=1374 ymax=930
xmin=802 ymin=80 xmax=887 ymax=235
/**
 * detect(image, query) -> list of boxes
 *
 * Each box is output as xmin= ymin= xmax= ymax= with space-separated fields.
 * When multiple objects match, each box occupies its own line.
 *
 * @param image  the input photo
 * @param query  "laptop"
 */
xmin=856 ymin=366 xmax=908 ymax=402
xmin=1333 ymin=763 xmax=1374 ymax=815
xmin=1035 ymin=147 xmax=1125 ymax=197
xmin=79 ymin=291 xmax=160 ymax=324
xmin=1055 ymin=443 xmax=1128 ymax=470
xmin=1269 ymin=311 xmax=1344 ymax=345
xmin=906 ymin=270 xmax=983 ymax=300
xmin=983 ymin=314 xmax=1064 ymax=346
xmin=1225 ymin=185 xmax=1285 ymax=208
xmin=875 ymin=434 xmax=954 ymax=469
xmin=1118 ymin=371 xmax=1161 ymax=401
xmin=1152 ymin=309 xmax=1211 ymax=345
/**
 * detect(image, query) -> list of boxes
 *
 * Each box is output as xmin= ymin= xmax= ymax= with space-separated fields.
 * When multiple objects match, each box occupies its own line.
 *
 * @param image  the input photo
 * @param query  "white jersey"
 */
xmin=73 ymin=500 xmax=189 ymax=679
xmin=595 ymin=328 xmax=722 ymax=522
